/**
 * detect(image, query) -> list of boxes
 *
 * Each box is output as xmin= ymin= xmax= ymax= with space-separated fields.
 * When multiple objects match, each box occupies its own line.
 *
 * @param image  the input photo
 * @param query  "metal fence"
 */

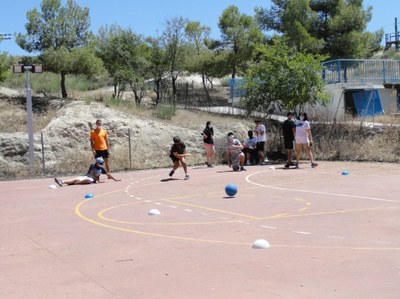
xmin=322 ymin=59 xmax=400 ymax=84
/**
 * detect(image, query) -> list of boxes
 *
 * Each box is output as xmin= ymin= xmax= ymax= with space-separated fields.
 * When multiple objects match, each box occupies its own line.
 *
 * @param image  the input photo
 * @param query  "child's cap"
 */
xmin=95 ymin=157 xmax=104 ymax=164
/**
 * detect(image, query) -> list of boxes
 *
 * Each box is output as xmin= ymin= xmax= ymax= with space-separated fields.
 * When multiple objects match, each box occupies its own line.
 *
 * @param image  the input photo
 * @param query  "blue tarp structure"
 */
xmin=352 ymin=89 xmax=384 ymax=116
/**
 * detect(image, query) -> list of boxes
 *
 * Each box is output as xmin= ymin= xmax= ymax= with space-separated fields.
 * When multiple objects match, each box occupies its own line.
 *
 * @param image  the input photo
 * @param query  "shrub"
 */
xmin=152 ymin=104 xmax=177 ymax=120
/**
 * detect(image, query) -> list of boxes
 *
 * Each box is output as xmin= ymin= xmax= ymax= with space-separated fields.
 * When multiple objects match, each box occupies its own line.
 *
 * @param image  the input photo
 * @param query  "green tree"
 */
xmin=256 ymin=0 xmax=383 ymax=59
xmin=146 ymin=37 xmax=168 ymax=105
xmin=0 ymin=52 xmax=11 ymax=83
xmin=218 ymin=5 xmax=264 ymax=78
xmin=243 ymin=39 xmax=328 ymax=115
xmin=96 ymin=25 xmax=150 ymax=105
xmin=16 ymin=0 xmax=96 ymax=98
xmin=161 ymin=17 xmax=189 ymax=102
xmin=185 ymin=21 xmax=214 ymax=102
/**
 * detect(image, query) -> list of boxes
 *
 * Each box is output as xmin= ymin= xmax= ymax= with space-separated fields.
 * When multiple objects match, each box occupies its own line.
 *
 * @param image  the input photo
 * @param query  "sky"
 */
xmin=0 ymin=0 xmax=399 ymax=56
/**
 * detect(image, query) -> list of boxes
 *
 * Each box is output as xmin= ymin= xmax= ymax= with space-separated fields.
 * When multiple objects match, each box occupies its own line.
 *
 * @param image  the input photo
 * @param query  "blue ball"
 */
xmin=84 ymin=193 xmax=94 ymax=198
xmin=341 ymin=171 xmax=349 ymax=176
xmin=225 ymin=184 xmax=238 ymax=196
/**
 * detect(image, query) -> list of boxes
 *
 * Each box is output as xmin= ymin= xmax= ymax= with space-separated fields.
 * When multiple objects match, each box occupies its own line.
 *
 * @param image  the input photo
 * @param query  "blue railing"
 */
xmin=322 ymin=59 xmax=400 ymax=84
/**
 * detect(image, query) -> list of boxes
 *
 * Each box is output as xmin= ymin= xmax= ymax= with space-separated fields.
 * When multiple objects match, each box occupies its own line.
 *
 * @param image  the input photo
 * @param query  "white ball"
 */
xmin=48 ymin=184 xmax=57 ymax=189
xmin=148 ymin=209 xmax=160 ymax=216
xmin=252 ymin=239 xmax=270 ymax=249
xmin=269 ymin=166 xmax=275 ymax=170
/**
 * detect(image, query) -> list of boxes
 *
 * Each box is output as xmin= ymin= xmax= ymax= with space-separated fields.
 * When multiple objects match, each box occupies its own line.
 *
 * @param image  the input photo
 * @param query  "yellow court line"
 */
xmin=75 ymin=198 xmax=400 ymax=250
xmin=97 ymin=202 xmax=243 ymax=225
xmin=245 ymin=171 xmax=400 ymax=204
xmin=74 ymin=174 xmax=400 ymax=250
xmin=75 ymin=198 xmax=251 ymax=246
xmin=258 ymin=206 xmax=400 ymax=220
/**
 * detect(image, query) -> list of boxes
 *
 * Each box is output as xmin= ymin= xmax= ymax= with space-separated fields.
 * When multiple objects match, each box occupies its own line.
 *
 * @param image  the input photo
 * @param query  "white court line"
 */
xmin=373 ymin=240 xmax=395 ymax=245
xmin=168 ymin=205 xmax=178 ymax=209
xmin=292 ymin=230 xmax=311 ymax=235
xmin=261 ymin=225 xmax=277 ymax=229
xmin=155 ymin=202 xmax=162 ymax=205
xmin=184 ymin=209 xmax=192 ymax=212
xmin=245 ymin=171 xmax=400 ymax=203
xmin=327 ymin=235 xmax=345 ymax=239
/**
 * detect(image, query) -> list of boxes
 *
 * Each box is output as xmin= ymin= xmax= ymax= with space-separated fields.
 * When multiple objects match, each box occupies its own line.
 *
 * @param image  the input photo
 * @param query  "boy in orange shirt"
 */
xmin=90 ymin=119 xmax=111 ymax=173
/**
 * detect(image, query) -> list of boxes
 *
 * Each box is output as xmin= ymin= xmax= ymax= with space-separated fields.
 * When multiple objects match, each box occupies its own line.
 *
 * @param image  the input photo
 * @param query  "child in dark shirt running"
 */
xmin=169 ymin=136 xmax=190 ymax=180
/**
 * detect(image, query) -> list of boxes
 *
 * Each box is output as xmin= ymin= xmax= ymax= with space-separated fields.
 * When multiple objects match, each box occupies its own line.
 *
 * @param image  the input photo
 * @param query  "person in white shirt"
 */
xmin=254 ymin=120 xmax=267 ymax=165
xmin=295 ymin=112 xmax=318 ymax=168
xmin=243 ymin=130 xmax=258 ymax=165
xmin=226 ymin=132 xmax=246 ymax=171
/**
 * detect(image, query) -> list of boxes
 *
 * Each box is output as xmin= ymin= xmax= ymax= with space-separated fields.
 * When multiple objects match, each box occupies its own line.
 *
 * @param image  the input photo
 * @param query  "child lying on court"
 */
xmin=54 ymin=157 xmax=120 ymax=186
xmin=168 ymin=136 xmax=190 ymax=180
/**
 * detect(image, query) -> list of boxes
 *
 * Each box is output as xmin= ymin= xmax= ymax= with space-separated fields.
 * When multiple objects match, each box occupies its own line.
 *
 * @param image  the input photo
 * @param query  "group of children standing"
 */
xmin=169 ymin=114 xmax=318 ymax=179
xmin=281 ymin=112 xmax=318 ymax=169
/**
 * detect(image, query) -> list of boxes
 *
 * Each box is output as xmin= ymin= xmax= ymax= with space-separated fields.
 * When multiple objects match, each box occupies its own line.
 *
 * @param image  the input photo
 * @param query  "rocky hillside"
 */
xmin=0 ymin=97 xmax=254 ymax=179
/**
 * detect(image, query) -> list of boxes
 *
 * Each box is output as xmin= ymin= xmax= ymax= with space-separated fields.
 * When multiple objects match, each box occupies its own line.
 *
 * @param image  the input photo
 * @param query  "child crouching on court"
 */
xmin=169 ymin=136 xmax=190 ymax=180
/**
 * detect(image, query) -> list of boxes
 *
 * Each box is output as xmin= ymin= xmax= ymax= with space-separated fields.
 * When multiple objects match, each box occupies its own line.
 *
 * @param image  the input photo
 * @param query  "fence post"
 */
xmin=128 ymin=128 xmax=132 ymax=169
xmin=41 ymin=131 xmax=45 ymax=176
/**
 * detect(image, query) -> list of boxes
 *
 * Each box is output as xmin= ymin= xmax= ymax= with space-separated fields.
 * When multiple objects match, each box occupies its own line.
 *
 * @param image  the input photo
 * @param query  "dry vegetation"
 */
xmin=1 ymin=93 xmax=400 ymax=180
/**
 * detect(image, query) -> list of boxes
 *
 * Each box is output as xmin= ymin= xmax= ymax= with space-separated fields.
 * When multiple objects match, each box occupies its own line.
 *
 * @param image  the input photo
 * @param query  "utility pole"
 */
xmin=395 ymin=17 xmax=398 ymax=52
xmin=12 ymin=64 xmax=44 ymax=173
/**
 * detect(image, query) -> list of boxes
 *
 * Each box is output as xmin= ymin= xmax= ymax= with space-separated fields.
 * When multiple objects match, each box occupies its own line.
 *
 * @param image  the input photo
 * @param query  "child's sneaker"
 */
xmin=240 ymin=166 xmax=247 ymax=171
xmin=184 ymin=174 xmax=190 ymax=180
xmin=295 ymin=163 xmax=299 ymax=169
xmin=54 ymin=178 xmax=63 ymax=187
xmin=284 ymin=163 xmax=290 ymax=169
xmin=169 ymin=170 xmax=175 ymax=177
xmin=311 ymin=162 xmax=318 ymax=168
xmin=207 ymin=164 xmax=214 ymax=168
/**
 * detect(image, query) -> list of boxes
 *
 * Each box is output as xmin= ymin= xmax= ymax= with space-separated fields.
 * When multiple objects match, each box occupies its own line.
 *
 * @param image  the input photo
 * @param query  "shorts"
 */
xmin=204 ymin=143 xmax=214 ymax=149
xmin=78 ymin=176 xmax=95 ymax=183
xmin=231 ymin=152 xmax=244 ymax=167
xmin=284 ymin=139 xmax=295 ymax=150
xmin=95 ymin=150 xmax=110 ymax=159
xmin=256 ymin=142 xmax=265 ymax=152
xmin=295 ymin=137 xmax=309 ymax=145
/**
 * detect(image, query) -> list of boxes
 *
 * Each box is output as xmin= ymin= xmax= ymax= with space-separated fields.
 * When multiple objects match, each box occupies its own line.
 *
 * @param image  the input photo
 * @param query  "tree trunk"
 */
xmin=154 ymin=77 xmax=161 ymax=106
xmin=201 ymin=73 xmax=211 ymax=103
xmin=60 ymin=72 xmax=67 ymax=98
xmin=172 ymin=76 xmax=177 ymax=103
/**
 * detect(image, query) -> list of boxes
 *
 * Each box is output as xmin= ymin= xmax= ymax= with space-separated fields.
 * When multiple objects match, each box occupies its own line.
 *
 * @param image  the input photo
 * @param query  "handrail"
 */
xmin=322 ymin=59 xmax=400 ymax=84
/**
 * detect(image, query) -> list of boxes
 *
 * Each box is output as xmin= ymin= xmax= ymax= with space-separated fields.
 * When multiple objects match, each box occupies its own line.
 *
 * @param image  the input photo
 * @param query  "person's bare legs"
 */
xmin=180 ymin=157 xmax=188 ymax=174
xmin=287 ymin=149 xmax=293 ymax=164
xmin=304 ymin=144 xmax=314 ymax=163
xmin=63 ymin=178 xmax=92 ymax=185
xmin=205 ymin=145 xmax=215 ymax=166
xmin=296 ymin=143 xmax=303 ymax=167
xmin=180 ymin=157 xmax=190 ymax=179
xmin=104 ymin=157 xmax=110 ymax=173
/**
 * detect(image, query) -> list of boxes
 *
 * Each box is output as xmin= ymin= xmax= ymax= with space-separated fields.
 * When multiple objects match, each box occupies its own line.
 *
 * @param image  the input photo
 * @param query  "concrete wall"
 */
xmin=321 ymin=83 xmax=398 ymax=120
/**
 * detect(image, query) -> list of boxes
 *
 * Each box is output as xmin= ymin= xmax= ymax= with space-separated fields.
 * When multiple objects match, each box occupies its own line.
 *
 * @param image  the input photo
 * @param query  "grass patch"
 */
xmin=152 ymin=104 xmax=177 ymax=120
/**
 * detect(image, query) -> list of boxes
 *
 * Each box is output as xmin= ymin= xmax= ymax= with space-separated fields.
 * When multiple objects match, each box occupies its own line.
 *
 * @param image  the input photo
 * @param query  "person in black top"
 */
xmin=202 ymin=121 xmax=215 ymax=167
xmin=281 ymin=112 xmax=296 ymax=169
xmin=169 ymin=136 xmax=190 ymax=180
